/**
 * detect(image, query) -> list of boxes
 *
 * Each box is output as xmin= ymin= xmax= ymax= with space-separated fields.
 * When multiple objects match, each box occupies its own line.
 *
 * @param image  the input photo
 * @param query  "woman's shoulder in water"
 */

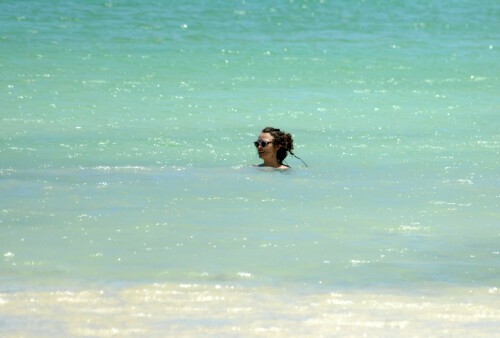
xmin=253 ymin=164 xmax=290 ymax=169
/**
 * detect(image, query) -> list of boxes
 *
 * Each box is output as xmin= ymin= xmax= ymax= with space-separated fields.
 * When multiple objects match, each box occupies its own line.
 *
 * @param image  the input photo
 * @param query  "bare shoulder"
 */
xmin=253 ymin=164 xmax=290 ymax=169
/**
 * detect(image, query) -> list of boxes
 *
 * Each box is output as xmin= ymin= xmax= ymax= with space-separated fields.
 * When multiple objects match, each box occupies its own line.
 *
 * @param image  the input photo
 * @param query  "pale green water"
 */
xmin=1 ymin=0 xmax=499 ymax=335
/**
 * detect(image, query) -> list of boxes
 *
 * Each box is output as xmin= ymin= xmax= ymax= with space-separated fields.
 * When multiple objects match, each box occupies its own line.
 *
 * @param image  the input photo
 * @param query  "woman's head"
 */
xmin=259 ymin=127 xmax=294 ymax=164
xmin=255 ymin=127 xmax=307 ymax=167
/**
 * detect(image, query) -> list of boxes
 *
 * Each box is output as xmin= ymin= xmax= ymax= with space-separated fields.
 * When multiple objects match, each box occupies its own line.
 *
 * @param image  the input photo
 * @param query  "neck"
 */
xmin=262 ymin=158 xmax=281 ymax=168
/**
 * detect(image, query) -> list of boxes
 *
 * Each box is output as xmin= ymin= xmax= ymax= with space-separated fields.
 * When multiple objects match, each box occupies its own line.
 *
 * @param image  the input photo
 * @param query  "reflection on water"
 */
xmin=1 ymin=283 xmax=498 ymax=336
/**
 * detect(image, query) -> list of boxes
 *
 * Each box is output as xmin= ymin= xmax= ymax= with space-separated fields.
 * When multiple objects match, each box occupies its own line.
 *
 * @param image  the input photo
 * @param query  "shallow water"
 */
xmin=1 ymin=0 xmax=499 ymax=335
xmin=1 ymin=284 xmax=499 ymax=336
xmin=1 ymin=165 xmax=498 ymax=291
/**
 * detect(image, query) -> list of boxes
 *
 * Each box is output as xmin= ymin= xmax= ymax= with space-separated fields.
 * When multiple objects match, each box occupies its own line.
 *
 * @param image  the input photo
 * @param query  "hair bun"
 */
xmin=284 ymin=133 xmax=294 ymax=152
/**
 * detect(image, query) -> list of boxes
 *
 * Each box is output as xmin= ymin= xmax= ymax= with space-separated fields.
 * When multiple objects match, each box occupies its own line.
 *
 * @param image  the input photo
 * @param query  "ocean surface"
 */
xmin=1 ymin=0 xmax=499 ymax=336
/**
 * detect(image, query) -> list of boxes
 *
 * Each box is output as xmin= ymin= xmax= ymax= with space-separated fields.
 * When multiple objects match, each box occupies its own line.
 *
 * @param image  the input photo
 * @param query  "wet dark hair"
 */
xmin=262 ymin=127 xmax=308 ymax=167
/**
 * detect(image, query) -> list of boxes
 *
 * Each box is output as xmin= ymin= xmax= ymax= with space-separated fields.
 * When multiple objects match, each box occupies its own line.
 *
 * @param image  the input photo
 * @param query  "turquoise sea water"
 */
xmin=1 ymin=0 xmax=499 ymax=335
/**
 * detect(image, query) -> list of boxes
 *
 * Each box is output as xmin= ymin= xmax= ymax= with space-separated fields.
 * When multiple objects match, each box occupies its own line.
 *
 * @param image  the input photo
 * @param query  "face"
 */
xmin=256 ymin=132 xmax=279 ymax=160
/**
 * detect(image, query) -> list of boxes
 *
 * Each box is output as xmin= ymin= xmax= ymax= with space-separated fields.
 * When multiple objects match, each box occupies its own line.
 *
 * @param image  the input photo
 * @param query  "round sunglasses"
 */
xmin=254 ymin=140 xmax=272 ymax=148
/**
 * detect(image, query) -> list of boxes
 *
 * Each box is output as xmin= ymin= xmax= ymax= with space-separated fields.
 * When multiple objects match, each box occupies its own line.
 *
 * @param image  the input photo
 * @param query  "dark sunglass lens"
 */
xmin=254 ymin=141 xmax=259 ymax=147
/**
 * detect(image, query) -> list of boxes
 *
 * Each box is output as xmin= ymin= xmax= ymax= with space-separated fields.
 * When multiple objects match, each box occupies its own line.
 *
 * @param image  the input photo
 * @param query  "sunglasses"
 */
xmin=254 ymin=140 xmax=272 ymax=148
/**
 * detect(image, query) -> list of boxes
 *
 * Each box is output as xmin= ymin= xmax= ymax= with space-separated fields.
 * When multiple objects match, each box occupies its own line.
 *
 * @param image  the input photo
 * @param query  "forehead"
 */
xmin=259 ymin=132 xmax=273 ymax=141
